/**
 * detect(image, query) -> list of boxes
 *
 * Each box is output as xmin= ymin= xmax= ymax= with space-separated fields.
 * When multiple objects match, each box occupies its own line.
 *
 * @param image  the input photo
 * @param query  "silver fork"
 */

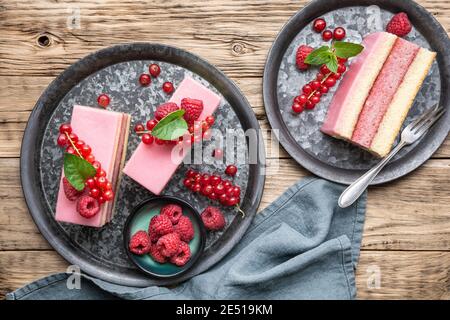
xmin=338 ymin=105 xmax=445 ymax=208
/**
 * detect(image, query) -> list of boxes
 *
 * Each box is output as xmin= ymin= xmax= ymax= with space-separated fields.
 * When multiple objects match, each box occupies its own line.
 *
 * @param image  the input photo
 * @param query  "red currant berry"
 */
xmin=96 ymin=176 xmax=107 ymax=189
xmin=139 ymin=73 xmax=151 ymax=86
xmin=59 ymin=123 xmax=72 ymax=134
xmin=333 ymin=27 xmax=346 ymax=40
xmin=223 ymin=180 xmax=232 ymax=189
xmin=337 ymin=64 xmax=346 ymax=73
xmin=320 ymin=85 xmax=329 ymax=93
xmin=104 ymin=181 xmax=112 ymax=191
xmin=333 ymin=72 xmax=342 ymax=80
xmin=226 ymin=197 xmax=238 ymax=206
xmin=316 ymin=73 xmax=325 ymax=81
xmin=98 ymin=196 xmax=106 ymax=205
xmin=192 ymin=183 xmax=201 ymax=193
xmin=205 ymin=115 xmax=215 ymax=126
xmin=322 ymin=30 xmax=333 ymax=41
xmin=302 ymin=84 xmax=313 ymax=95
xmin=292 ymin=103 xmax=304 ymax=113
xmin=85 ymin=178 xmax=96 ymax=189
xmin=103 ymin=190 xmax=114 ymax=201
xmin=96 ymin=169 xmax=106 ymax=178
xmin=81 ymin=145 xmax=92 ymax=157
xmin=97 ymin=94 xmax=110 ymax=108
xmin=155 ymin=138 xmax=165 ymax=145
xmin=200 ymin=174 xmax=210 ymax=185
xmin=146 ymin=119 xmax=158 ymax=131
xmin=68 ymin=132 xmax=78 ymax=143
xmin=186 ymin=169 xmax=196 ymax=178
xmin=57 ymin=134 xmax=68 ymax=147
xmin=66 ymin=147 xmax=76 ymax=155
xmin=337 ymin=57 xmax=348 ymax=64
xmin=201 ymin=185 xmax=213 ymax=196
xmin=225 ymin=165 xmax=237 ymax=176
xmin=134 ymin=123 xmax=145 ymax=133
xmin=232 ymin=186 xmax=241 ymax=197
xmin=141 ymin=133 xmax=154 ymax=145
xmin=320 ymin=65 xmax=331 ymax=75
xmin=214 ymin=184 xmax=225 ymax=195
xmin=89 ymin=188 xmax=100 ymax=199
xmin=162 ymin=82 xmax=174 ymax=94
xmin=85 ymin=154 xmax=95 ymax=163
xmin=92 ymin=161 xmax=101 ymax=172
xmin=305 ymin=100 xmax=316 ymax=110
xmin=209 ymin=192 xmax=217 ymax=200
xmin=75 ymin=140 xmax=85 ymax=149
xmin=183 ymin=178 xmax=192 ymax=188
xmin=219 ymin=193 xmax=228 ymax=204
xmin=310 ymin=95 xmax=320 ymax=104
xmin=149 ymin=64 xmax=161 ymax=77
xmin=213 ymin=148 xmax=223 ymax=159
xmin=311 ymin=80 xmax=321 ymax=90
xmin=324 ymin=77 xmax=336 ymax=87
xmin=210 ymin=175 xmax=221 ymax=186
xmin=312 ymin=18 xmax=327 ymax=32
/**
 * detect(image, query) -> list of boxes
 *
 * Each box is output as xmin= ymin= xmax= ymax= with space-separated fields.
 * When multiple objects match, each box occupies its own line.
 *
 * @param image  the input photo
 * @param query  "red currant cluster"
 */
xmin=312 ymin=18 xmax=346 ymax=41
xmin=183 ymin=169 xmax=241 ymax=207
xmin=56 ymin=123 xmax=114 ymax=204
xmin=134 ymin=115 xmax=216 ymax=146
xmin=138 ymin=63 xmax=174 ymax=94
xmin=292 ymin=60 xmax=347 ymax=113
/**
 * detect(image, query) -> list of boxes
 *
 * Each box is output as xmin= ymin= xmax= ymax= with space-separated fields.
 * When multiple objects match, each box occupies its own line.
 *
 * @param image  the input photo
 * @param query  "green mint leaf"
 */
xmin=326 ymin=54 xmax=339 ymax=74
xmin=304 ymin=46 xmax=333 ymax=65
xmin=151 ymin=109 xmax=188 ymax=140
xmin=64 ymin=153 xmax=96 ymax=191
xmin=333 ymin=41 xmax=364 ymax=58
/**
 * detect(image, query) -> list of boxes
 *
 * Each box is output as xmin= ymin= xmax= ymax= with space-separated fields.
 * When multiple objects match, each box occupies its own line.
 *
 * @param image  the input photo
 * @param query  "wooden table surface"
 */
xmin=0 ymin=0 xmax=449 ymax=300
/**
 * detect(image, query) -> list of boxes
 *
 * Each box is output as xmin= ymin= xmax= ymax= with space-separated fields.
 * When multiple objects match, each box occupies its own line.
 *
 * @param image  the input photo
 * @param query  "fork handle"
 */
xmin=338 ymin=141 xmax=406 ymax=208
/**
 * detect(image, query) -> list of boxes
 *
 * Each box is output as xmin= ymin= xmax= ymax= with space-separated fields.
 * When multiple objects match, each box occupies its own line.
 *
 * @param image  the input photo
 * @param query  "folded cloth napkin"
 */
xmin=6 ymin=177 xmax=366 ymax=300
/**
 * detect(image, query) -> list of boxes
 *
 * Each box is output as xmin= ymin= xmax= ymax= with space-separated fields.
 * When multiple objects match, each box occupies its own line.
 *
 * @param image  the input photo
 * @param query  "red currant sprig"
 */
xmin=56 ymin=123 xmax=114 ymax=204
xmin=292 ymin=59 xmax=347 ymax=113
xmin=183 ymin=169 xmax=245 ymax=217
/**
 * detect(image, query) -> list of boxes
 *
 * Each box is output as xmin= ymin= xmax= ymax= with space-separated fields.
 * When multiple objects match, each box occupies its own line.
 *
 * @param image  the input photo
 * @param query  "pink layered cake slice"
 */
xmin=321 ymin=32 xmax=397 ymax=140
xmin=321 ymin=32 xmax=436 ymax=157
xmin=123 ymin=76 xmax=221 ymax=194
xmin=55 ymin=105 xmax=131 ymax=227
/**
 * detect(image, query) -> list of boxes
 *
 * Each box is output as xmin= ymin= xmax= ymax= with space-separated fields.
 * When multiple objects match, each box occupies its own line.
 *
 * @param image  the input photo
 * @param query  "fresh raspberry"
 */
xmin=170 ymin=242 xmax=191 ymax=266
xmin=156 ymin=232 xmax=181 ymax=257
xmin=62 ymin=177 xmax=83 ymax=201
xmin=296 ymin=45 xmax=314 ymax=71
xmin=149 ymin=232 xmax=160 ymax=243
xmin=149 ymin=243 xmax=167 ymax=263
xmin=386 ymin=12 xmax=412 ymax=37
xmin=174 ymin=216 xmax=194 ymax=242
xmin=148 ymin=214 xmax=174 ymax=237
xmin=181 ymin=98 xmax=204 ymax=125
xmin=76 ymin=195 xmax=100 ymax=218
xmin=129 ymin=231 xmax=151 ymax=255
xmin=201 ymin=206 xmax=226 ymax=231
xmin=160 ymin=204 xmax=183 ymax=224
xmin=154 ymin=102 xmax=179 ymax=120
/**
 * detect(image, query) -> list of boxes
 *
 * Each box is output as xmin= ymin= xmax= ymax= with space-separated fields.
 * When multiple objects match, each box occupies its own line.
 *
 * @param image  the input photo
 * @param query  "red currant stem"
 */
xmin=307 ymin=71 xmax=333 ymax=99
xmin=64 ymin=132 xmax=84 ymax=158
xmin=135 ymin=130 xmax=152 ymax=135
xmin=235 ymin=204 xmax=246 ymax=218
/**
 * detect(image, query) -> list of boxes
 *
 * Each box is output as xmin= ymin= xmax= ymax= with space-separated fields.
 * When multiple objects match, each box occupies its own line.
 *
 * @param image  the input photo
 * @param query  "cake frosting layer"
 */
xmin=351 ymin=38 xmax=419 ymax=148
xmin=321 ymin=32 xmax=397 ymax=139
xmin=55 ymin=105 xmax=130 ymax=227
xmin=123 ymin=77 xmax=221 ymax=195
xmin=370 ymin=48 xmax=436 ymax=157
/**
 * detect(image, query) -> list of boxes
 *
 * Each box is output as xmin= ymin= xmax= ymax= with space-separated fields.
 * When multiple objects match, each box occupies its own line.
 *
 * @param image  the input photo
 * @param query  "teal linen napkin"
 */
xmin=6 ymin=177 xmax=367 ymax=300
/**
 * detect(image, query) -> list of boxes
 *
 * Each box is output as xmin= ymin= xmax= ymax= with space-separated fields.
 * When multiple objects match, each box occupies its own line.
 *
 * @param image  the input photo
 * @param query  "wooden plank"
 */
xmin=2 ymin=158 xmax=449 ymax=251
xmin=0 ymin=0 xmax=449 ymax=78
xmin=0 ymin=249 xmax=448 ymax=299
xmin=0 ymin=75 xmax=448 ymax=158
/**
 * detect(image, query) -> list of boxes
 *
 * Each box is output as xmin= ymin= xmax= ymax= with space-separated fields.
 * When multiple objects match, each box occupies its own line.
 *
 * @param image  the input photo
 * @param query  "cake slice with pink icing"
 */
xmin=123 ymin=77 xmax=221 ymax=195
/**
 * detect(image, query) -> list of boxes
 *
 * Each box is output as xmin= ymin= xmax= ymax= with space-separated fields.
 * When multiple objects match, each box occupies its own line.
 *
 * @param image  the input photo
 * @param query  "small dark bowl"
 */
xmin=123 ymin=195 xmax=206 ymax=279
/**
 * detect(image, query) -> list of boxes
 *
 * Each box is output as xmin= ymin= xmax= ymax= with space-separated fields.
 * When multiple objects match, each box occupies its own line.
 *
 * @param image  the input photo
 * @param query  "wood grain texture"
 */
xmin=1 ymin=250 xmax=448 ymax=299
xmin=0 ymin=0 xmax=449 ymax=300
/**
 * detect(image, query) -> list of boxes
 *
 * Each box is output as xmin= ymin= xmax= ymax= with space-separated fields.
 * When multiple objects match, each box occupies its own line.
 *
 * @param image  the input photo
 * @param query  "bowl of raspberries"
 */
xmin=124 ymin=196 xmax=208 ymax=278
